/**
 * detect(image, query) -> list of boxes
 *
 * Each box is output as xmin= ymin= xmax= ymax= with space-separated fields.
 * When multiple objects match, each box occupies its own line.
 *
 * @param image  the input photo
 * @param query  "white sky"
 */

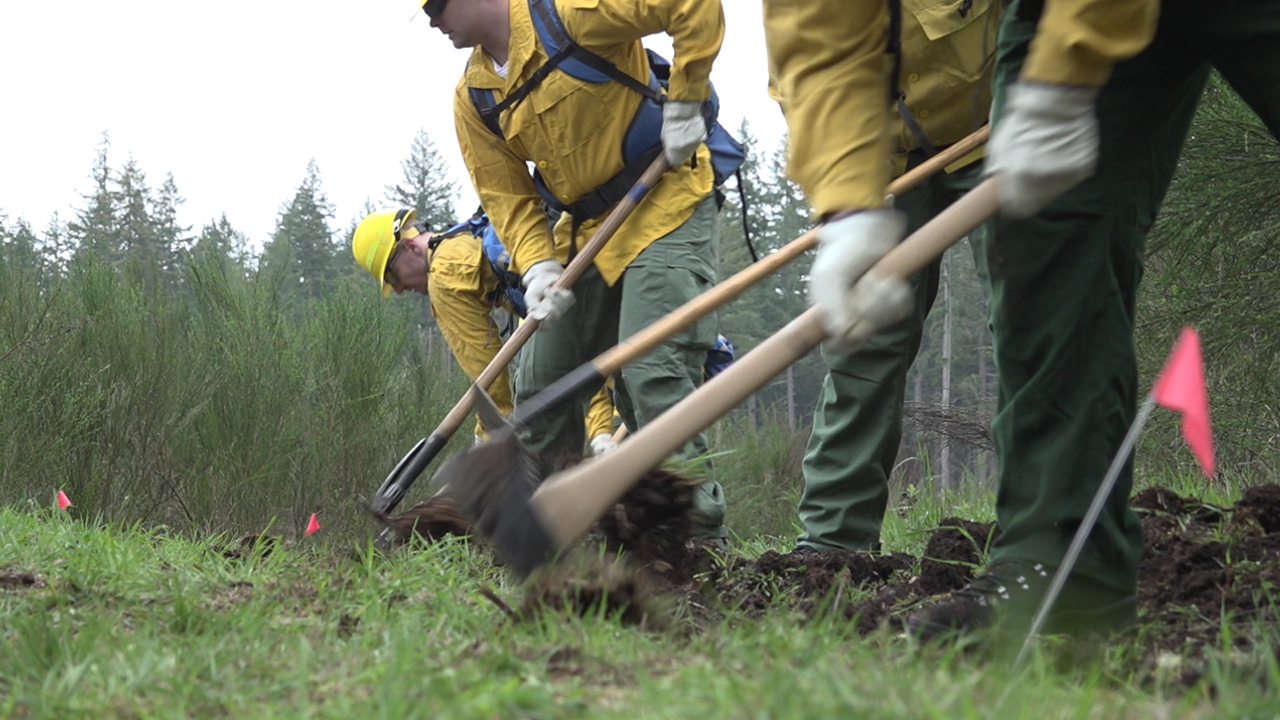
xmin=0 ymin=1 xmax=786 ymax=249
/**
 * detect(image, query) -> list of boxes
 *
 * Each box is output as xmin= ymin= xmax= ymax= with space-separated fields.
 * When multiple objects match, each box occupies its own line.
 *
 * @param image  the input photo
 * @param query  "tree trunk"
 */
xmin=786 ymin=365 xmax=797 ymax=432
xmin=940 ymin=251 xmax=953 ymax=490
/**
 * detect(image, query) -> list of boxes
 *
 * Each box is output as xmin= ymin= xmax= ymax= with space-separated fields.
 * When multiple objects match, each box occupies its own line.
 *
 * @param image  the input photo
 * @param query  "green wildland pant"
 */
xmin=981 ymin=0 xmax=1280 ymax=595
xmin=798 ymin=159 xmax=985 ymax=552
xmin=515 ymin=194 xmax=726 ymax=539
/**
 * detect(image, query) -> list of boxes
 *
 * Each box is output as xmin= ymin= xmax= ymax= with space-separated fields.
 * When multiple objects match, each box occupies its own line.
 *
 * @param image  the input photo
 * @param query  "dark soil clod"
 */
xmin=370 ymin=495 xmax=474 ymax=547
xmin=0 ymin=570 xmax=42 ymax=589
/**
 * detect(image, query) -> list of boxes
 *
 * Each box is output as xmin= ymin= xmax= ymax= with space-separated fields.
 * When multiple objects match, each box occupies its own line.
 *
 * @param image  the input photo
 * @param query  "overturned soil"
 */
xmin=462 ymin=480 xmax=1280 ymax=682
xmin=682 ymin=484 xmax=1280 ymax=679
xmin=350 ymin=475 xmax=1280 ymax=683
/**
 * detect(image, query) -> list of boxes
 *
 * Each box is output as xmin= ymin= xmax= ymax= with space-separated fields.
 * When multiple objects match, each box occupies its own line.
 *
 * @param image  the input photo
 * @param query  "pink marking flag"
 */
xmin=1152 ymin=326 xmax=1215 ymax=478
xmin=305 ymin=513 xmax=321 ymax=536
xmin=57 ymin=490 xmax=72 ymax=510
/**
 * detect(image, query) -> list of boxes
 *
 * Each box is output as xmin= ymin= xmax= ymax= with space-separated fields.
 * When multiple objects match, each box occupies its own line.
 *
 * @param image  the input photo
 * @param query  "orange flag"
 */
xmin=57 ymin=490 xmax=72 ymax=510
xmin=1152 ymin=326 xmax=1215 ymax=478
xmin=305 ymin=513 xmax=321 ymax=536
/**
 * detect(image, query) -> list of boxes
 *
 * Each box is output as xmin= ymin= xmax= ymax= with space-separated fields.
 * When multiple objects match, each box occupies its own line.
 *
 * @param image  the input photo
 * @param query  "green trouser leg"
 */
xmin=615 ymin=195 xmax=725 ymax=539
xmin=515 ymin=195 xmax=726 ymax=539
xmin=798 ymin=162 xmax=983 ymax=552
xmin=982 ymin=0 xmax=1280 ymax=594
xmin=514 ymin=264 xmax=621 ymax=463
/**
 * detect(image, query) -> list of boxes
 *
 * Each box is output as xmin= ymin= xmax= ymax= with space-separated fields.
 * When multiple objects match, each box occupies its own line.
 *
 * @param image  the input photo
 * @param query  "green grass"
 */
xmin=3 ymin=499 xmax=1275 ymax=719
xmin=5 ymin=214 xmax=1280 ymax=718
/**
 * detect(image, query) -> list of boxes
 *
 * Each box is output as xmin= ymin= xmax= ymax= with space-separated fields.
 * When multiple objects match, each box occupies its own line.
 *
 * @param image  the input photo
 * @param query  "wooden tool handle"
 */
xmin=533 ymin=177 xmax=1002 ymax=547
xmin=432 ymin=156 xmax=670 ymax=435
xmin=590 ymin=125 xmax=990 ymax=377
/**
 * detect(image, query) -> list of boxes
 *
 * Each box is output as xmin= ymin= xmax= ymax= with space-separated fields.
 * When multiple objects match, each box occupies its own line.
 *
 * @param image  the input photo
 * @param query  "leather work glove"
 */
xmin=660 ymin=100 xmax=707 ymax=166
xmin=808 ymin=209 xmax=913 ymax=352
xmin=589 ymin=432 xmax=617 ymax=456
xmin=521 ymin=260 xmax=575 ymax=329
xmin=987 ymin=81 xmax=1101 ymax=218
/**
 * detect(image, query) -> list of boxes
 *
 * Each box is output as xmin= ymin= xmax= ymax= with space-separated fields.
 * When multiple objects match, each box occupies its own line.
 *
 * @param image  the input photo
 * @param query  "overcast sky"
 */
xmin=1 ymin=1 xmax=786 ymax=249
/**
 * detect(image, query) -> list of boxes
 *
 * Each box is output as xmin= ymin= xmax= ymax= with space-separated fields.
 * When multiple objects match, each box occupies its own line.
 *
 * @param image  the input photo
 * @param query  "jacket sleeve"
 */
xmin=453 ymin=81 xmax=558 ymax=279
xmin=763 ymin=0 xmax=890 ymax=214
xmin=1022 ymin=0 xmax=1160 ymax=87
xmin=429 ymin=280 xmax=515 ymax=435
xmin=562 ymin=0 xmax=725 ymax=102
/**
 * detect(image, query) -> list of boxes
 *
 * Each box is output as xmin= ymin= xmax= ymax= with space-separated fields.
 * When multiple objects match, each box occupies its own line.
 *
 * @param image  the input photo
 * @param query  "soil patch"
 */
xmin=389 ymin=466 xmax=1280 ymax=678
xmin=508 ymin=483 xmax=1280 ymax=682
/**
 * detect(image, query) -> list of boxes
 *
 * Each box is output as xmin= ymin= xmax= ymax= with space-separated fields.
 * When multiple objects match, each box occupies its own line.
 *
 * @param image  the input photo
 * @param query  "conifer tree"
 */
xmin=114 ymin=157 xmax=162 ymax=290
xmin=260 ymin=159 xmax=339 ymax=301
xmin=152 ymin=173 xmax=193 ymax=289
xmin=42 ymin=212 xmax=73 ymax=281
xmin=384 ymin=129 xmax=460 ymax=231
xmin=1 ymin=218 xmax=43 ymax=277
xmin=192 ymin=214 xmax=252 ymax=279
xmin=68 ymin=134 xmax=121 ymax=264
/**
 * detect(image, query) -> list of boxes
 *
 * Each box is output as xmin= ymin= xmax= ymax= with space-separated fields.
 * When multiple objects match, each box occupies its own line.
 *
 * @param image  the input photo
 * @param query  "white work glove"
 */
xmin=521 ymin=260 xmax=575 ymax=329
xmin=987 ymin=81 xmax=1101 ymax=218
xmin=660 ymin=100 xmax=706 ymax=167
xmin=589 ymin=433 xmax=617 ymax=456
xmin=809 ymin=209 xmax=914 ymax=352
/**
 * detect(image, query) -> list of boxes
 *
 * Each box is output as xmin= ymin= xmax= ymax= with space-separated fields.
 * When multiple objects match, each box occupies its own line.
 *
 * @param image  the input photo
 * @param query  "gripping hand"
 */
xmin=661 ymin=100 xmax=707 ymax=167
xmin=522 ymin=260 xmax=575 ymax=329
xmin=808 ymin=210 xmax=913 ymax=352
xmin=987 ymin=81 xmax=1101 ymax=218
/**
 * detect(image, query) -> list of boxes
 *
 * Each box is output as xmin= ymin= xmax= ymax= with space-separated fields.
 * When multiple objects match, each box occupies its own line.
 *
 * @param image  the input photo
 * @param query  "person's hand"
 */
xmin=589 ymin=433 xmax=617 ymax=456
xmin=987 ymin=81 xmax=1101 ymax=218
xmin=808 ymin=209 xmax=913 ymax=352
xmin=661 ymin=100 xmax=706 ymax=166
xmin=522 ymin=260 xmax=575 ymax=329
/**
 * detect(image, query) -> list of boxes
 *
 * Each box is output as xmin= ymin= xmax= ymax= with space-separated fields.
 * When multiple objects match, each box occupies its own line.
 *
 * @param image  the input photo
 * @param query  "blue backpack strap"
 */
xmin=465 ymin=0 xmax=746 ymax=229
xmin=468 ymin=87 xmax=506 ymax=139
xmin=528 ymin=0 xmax=660 ymax=100
xmin=477 ymin=220 xmax=529 ymax=318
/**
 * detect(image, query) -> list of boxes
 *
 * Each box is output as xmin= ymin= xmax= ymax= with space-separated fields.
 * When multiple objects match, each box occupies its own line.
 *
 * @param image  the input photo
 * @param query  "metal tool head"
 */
xmin=471 ymin=384 xmax=515 ymax=436
xmin=431 ymin=424 xmax=556 ymax=579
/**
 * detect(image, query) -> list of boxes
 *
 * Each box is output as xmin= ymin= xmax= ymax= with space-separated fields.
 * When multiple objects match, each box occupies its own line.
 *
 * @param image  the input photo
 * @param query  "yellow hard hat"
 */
xmin=352 ymin=208 xmax=416 ymax=297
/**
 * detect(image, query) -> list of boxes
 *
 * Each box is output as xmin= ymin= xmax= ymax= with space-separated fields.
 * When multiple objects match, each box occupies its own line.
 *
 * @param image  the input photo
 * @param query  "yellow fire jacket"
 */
xmin=765 ymin=0 xmax=1154 ymax=216
xmin=1022 ymin=0 xmax=1159 ymax=86
xmin=427 ymin=234 xmax=515 ymax=435
xmin=890 ymin=0 xmax=999 ymax=176
xmin=428 ymin=233 xmax=617 ymax=439
xmin=453 ymin=0 xmax=724 ymax=286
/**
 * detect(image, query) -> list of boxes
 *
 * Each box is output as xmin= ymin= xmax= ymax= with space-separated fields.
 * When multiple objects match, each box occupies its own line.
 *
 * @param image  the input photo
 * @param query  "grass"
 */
xmin=4 ymin=481 xmax=1277 ymax=720
xmin=5 ymin=222 xmax=1280 ymax=718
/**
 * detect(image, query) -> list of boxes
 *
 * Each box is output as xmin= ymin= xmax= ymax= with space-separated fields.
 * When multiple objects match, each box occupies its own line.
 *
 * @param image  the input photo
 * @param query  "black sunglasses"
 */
xmin=384 ymin=209 xmax=417 ymax=286
xmin=422 ymin=0 xmax=450 ymax=19
xmin=384 ymin=243 xmax=406 ymax=287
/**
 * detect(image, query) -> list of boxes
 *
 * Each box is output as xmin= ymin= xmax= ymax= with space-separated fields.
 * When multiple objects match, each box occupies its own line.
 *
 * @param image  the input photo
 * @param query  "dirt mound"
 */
xmin=590 ymin=483 xmax=1279 ymax=673
xmin=1136 ymin=484 xmax=1280 ymax=654
xmin=420 ymin=476 xmax=1280 ymax=679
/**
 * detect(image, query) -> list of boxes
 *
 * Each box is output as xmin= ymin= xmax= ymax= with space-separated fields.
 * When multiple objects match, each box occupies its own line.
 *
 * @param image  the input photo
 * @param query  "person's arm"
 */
xmin=1023 ymin=0 xmax=1160 ymax=87
xmin=988 ymin=0 xmax=1161 ymax=218
xmin=453 ymin=81 xmax=556 ymax=280
xmin=763 ymin=0 xmax=889 ymax=215
xmin=564 ymin=0 xmax=724 ymax=102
